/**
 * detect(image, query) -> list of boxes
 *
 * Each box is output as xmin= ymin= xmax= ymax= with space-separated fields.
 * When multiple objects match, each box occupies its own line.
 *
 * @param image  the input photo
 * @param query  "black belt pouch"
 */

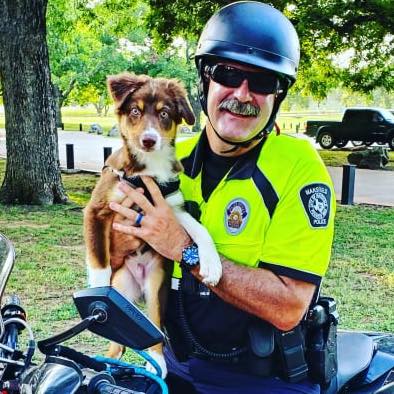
xmin=247 ymin=320 xmax=275 ymax=376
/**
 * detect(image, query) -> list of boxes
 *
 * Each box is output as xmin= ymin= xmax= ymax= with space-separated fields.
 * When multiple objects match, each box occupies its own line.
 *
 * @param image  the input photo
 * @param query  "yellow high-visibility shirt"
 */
xmin=173 ymin=131 xmax=335 ymax=285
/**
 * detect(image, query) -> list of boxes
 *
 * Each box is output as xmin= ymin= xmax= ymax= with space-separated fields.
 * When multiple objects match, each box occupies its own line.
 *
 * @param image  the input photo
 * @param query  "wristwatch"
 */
xmin=180 ymin=242 xmax=199 ymax=271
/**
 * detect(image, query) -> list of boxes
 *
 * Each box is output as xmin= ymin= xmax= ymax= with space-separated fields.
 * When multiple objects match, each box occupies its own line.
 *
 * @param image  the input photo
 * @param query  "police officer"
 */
xmin=110 ymin=2 xmax=335 ymax=393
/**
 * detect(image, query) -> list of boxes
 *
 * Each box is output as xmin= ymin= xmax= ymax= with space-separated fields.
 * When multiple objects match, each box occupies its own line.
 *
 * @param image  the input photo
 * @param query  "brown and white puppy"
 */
xmin=83 ymin=73 xmax=222 ymax=377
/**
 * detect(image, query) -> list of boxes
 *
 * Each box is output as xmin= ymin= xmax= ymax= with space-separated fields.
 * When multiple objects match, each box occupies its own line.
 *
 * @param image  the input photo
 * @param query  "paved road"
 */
xmin=1 ymin=129 xmax=393 ymax=206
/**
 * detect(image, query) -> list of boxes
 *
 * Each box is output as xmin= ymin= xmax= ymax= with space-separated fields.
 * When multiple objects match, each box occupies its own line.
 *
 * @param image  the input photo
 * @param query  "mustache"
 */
xmin=218 ymin=98 xmax=260 ymax=117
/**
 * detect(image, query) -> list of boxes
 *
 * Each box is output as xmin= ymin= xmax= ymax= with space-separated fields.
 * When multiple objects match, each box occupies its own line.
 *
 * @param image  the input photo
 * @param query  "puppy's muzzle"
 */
xmin=140 ymin=131 xmax=160 ymax=151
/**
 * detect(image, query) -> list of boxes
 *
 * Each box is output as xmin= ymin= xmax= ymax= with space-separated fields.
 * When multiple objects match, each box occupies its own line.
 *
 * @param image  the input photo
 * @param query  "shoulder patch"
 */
xmin=300 ymin=183 xmax=331 ymax=228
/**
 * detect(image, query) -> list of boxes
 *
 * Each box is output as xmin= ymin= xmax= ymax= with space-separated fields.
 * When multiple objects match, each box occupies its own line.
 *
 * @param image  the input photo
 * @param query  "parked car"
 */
xmin=306 ymin=108 xmax=394 ymax=150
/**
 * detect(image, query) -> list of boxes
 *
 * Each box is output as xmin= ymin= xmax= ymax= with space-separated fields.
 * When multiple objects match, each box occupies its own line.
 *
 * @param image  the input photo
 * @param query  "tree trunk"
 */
xmin=93 ymin=103 xmax=103 ymax=117
xmin=52 ymin=83 xmax=63 ymax=127
xmin=189 ymin=93 xmax=202 ymax=133
xmin=0 ymin=0 xmax=67 ymax=204
xmin=53 ymin=78 xmax=76 ymax=126
xmin=185 ymin=41 xmax=202 ymax=133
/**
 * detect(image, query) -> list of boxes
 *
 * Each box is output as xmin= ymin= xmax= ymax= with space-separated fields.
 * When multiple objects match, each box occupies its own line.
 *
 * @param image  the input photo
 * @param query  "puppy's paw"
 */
xmin=87 ymin=266 xmax=112 ymax=288
xmin=106 ymin=342 xmax=125 ymax=360
xmin=198 ymin=250 xmax=222 ymax=287
xmin=146 ymin=350 xmax=167 ymax=378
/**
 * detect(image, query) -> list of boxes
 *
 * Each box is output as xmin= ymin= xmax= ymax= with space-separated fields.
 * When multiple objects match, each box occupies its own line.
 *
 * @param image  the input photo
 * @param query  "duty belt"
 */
xmin=171 ymin=275 xmax=211 ymax=298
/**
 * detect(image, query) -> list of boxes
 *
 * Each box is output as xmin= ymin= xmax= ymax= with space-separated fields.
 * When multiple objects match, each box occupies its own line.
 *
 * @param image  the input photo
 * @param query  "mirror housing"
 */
xmin=73 ymin=287 xmax=164 ymax=350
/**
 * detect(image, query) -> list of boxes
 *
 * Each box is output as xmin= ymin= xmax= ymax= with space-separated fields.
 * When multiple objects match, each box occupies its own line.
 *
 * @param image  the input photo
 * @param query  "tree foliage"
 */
xmin=46 ymin=0 xmax=201 ymax=126
xmin=126 ymin=41 xmax=201 ymax=131
xmin=46 ymin=0 xmax=147 ymax=120
xmin=146 ymin=0 xmax=394 ymax=96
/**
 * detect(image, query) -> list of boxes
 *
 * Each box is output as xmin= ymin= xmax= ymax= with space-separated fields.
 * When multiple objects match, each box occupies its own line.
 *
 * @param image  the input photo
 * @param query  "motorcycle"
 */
xmin=0 ymin=232 xmax=168 ymax=394
xmin=0 ymin=232 xmax=393 ymax=393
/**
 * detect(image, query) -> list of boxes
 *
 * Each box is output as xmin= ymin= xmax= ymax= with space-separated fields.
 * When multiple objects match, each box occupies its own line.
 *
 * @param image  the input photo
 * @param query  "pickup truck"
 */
xmin=306 ymin=108 xmax=394 ymax=150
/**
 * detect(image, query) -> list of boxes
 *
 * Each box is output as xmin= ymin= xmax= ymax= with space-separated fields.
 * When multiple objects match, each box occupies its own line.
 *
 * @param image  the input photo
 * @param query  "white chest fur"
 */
xmin=132 ymin=144 xmax=177 ymax=183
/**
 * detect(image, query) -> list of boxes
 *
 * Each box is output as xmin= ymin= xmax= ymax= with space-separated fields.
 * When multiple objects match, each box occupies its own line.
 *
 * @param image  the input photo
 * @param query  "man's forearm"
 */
xmin=191 ymin=257 xmax=316 ymax=331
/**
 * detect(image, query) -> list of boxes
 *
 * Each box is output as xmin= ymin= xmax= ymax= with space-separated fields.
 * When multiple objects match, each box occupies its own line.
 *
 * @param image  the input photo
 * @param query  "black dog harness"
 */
xmin=102 ymin=165 xmax=181 ymax=204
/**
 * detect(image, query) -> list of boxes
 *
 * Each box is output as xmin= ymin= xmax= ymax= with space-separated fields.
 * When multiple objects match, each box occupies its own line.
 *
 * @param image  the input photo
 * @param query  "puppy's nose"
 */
xmin=142 ymin=135 xmax=157 ymax=149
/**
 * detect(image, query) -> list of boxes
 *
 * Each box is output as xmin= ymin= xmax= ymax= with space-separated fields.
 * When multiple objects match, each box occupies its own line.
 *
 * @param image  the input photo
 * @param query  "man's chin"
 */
xmin=217 ymin=128 xmax=257 ymax=143
xmin=216 ymin=120 xmax=258 ymax=141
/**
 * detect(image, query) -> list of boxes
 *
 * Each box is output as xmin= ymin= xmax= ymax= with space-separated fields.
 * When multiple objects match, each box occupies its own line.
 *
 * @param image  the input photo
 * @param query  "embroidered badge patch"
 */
xmin=300 ymin=183 xmax=331 ymax=228
xmin=225 ymin=198 xmax=250 ymax=235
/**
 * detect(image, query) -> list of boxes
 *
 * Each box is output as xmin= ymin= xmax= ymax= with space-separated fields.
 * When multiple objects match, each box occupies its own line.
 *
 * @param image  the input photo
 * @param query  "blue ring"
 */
xmin=135 ymin=212 xmax=144 ymax=227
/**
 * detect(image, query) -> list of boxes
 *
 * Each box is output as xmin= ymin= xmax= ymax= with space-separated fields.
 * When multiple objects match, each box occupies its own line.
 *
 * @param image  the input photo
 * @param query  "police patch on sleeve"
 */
xmin=300 ymin=183 xmax=331 ymax=228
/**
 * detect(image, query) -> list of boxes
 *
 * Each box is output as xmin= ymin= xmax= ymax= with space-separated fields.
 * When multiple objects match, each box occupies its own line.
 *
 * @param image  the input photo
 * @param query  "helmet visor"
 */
xmin=206 ymin=64 xmax=280 ymax=95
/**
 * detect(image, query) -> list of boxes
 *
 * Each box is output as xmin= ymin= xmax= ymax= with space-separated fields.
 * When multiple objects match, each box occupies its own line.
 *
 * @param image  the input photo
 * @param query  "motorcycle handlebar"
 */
xmin=57 ymin=345 xmax=107 ymax=372
xmin=88 ymin=373 xmax=143 ymax=394
xmin=95 ymin=381 xmax=143 ymax=394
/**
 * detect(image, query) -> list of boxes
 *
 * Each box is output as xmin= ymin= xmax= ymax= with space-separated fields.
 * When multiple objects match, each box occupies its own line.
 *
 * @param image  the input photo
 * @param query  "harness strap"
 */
xmin=102 ymin=165 xmax=180 ymax=204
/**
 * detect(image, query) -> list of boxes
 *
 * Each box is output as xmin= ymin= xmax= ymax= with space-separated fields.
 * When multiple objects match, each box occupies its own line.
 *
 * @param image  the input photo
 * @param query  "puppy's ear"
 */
xmin=107 ymin=73 xmax=148 ymax=110
xmin=167 ymin=80 xmax=195 ymax=126
xmin=178 ymin=97 xmax=195 ymax=126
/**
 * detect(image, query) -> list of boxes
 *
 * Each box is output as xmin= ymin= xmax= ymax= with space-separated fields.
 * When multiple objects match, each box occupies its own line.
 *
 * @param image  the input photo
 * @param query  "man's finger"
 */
xmin=118 ymin=182 xmax=154 ymax=213
xmin=120 ymin=196 xmax=134 ymax=208
xmin=112 ymin=221 xmax=142 ymax=236
xmin=118 ymin=188 xmax=144 ymax=211
xmin=110 ymin=201 xmax=140 ymax=221
xmin=141 ymin=176 xmax=165 ymax=205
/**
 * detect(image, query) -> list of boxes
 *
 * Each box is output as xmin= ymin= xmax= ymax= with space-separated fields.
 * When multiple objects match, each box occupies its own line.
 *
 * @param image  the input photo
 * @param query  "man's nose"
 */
xmin=233 ymin=79 xmax=252 ymax=102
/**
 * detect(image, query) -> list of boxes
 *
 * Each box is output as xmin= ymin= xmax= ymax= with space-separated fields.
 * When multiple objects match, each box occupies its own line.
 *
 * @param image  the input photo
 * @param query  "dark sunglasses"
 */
xmin=205 ymin=64 xmax=280 ymax=95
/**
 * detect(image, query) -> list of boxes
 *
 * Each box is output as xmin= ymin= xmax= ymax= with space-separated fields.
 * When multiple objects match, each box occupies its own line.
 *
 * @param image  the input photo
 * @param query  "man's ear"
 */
xmin=167 ymin=80 xmax=195 ymax=126
xmin=107 ymin=73 xmax=148 ymax=110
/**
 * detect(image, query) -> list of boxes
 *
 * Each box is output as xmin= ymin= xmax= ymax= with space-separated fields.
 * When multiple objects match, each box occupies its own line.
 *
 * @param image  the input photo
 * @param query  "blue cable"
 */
xmin=133 ymin=349 xmax=162 ymax=377
xmin=93 ymin=355 xmax=168 ymax=394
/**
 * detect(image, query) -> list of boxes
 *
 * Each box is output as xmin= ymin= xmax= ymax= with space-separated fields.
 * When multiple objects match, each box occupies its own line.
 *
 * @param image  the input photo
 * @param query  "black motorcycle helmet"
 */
xmin=195 ymin=1 xmax=300 ymax=147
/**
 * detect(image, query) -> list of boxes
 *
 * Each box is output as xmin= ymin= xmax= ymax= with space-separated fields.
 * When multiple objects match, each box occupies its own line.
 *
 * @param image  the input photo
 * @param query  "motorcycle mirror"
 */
xmin=0 ymin=234 xmax=16 ymax=340
xmin=73 ymin=287 xmax=164 ymax=350
xmin=0 ymin=233 xmax=15 ymax=303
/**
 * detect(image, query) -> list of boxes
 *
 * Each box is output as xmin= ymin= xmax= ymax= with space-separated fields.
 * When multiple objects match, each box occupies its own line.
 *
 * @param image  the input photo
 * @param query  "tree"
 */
xmin=69 ymin=85 xmax=112 ymax=117
xmin=146 ymin=0 xmax=394 ymax=96
xmin=47 ymin=0 xmax=105 ymax=124
xmin=46 ymin=0 xmax=148 ymax=123
xmin=127 ymin=41 xmax=201 ymax=132
xmin=46 ymin=0 xmax=204 ymax=125
xmin=0 ymin=0 xmax=67 ymax=204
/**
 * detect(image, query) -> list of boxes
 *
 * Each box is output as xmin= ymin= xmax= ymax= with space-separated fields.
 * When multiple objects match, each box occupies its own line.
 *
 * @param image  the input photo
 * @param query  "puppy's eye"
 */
xmin=160 ymin=111 xmax=169 ymax=119
xmin=130 ymin=108 xmax=141 ymax=117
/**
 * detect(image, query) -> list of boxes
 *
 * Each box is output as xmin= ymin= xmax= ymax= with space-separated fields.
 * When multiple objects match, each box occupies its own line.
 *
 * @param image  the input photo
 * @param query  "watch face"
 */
xmin=182 ymin=244 xmax=199 ymax=266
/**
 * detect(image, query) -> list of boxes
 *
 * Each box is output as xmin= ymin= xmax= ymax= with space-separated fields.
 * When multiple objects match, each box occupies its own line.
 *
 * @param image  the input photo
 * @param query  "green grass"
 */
xmin=0 ymin=158 xmax=393 ymax=365
xmin=324 ymin=205 xmax=394 ymax=331
xmin=0 ymin=106 xmax=117 ymax=132
xmin=60 ymin=106 xmax=117 ymax=132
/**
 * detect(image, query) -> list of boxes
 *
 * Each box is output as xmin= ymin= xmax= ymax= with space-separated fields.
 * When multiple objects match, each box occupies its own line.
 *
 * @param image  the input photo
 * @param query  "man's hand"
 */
xmin=109 ymin=176 xmax=191 ymax=261
xmin=109 ymin=191 xmax=144 ymax=269
xmin=110 ymin=216 xmax=144 ymax=269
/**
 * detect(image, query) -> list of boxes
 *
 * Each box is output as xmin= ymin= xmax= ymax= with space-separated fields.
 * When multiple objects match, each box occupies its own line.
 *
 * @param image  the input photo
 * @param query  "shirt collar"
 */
xmin=181 ymin=129 xmax=266 ymax=180
xmin=181 ymin=130 xmax=208 ymax=179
